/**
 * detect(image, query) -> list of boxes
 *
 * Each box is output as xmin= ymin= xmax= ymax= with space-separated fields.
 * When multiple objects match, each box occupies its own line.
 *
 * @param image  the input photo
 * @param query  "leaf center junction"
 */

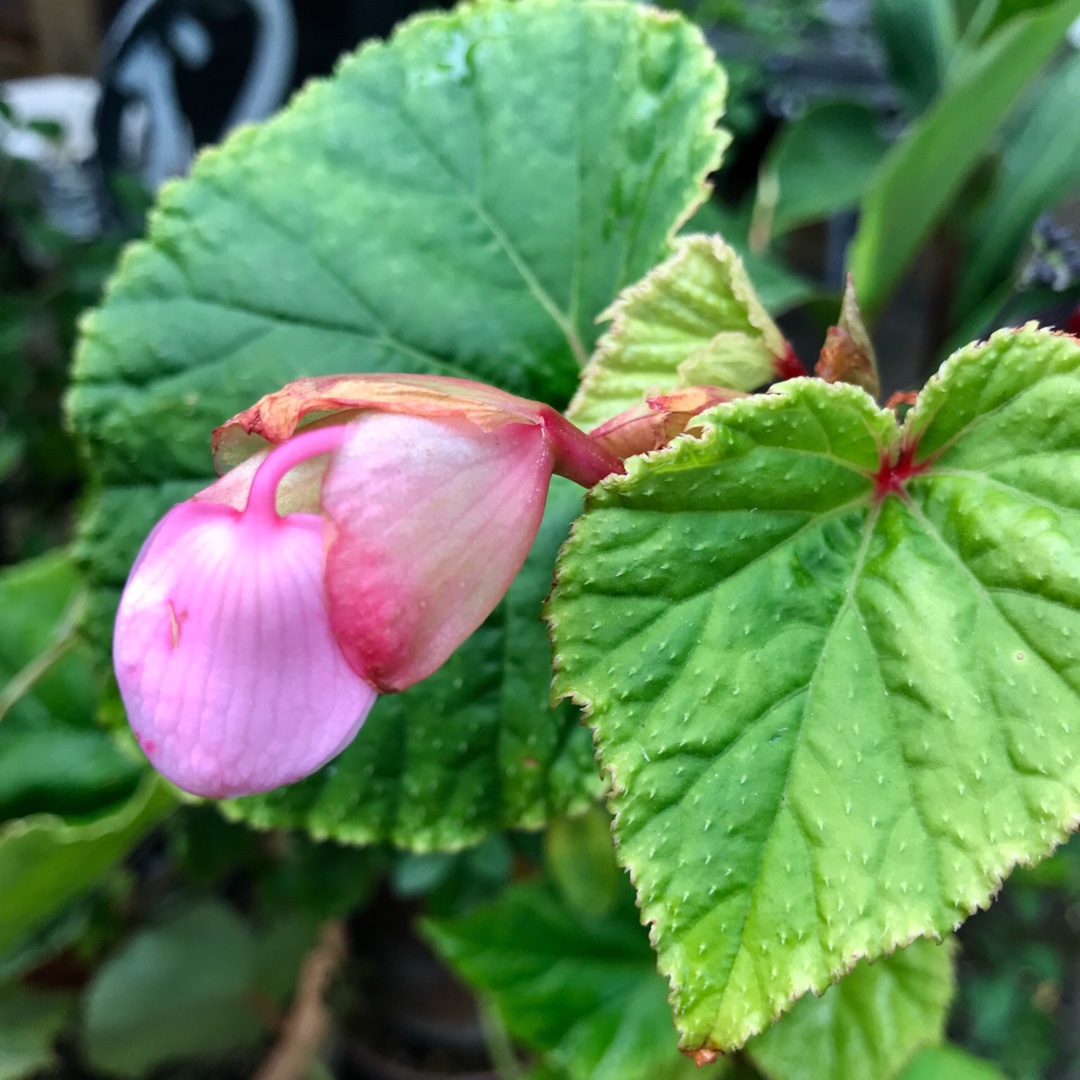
xmin=873 ymin=444 xmax=928 ymax=502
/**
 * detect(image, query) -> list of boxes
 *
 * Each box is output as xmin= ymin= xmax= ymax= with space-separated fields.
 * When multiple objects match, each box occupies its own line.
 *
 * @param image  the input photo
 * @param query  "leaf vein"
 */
xmin=914 ymin=365 xmax=1079 ymax=463
xmin=917 ymin=469 xmax=1080 ymax=518
xmin=387 ymin=82 xmax=588 ymax=364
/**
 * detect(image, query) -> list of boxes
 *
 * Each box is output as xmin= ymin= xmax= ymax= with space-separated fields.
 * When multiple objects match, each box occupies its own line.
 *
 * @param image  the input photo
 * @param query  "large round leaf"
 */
xmin=67 ymin=0 xmax=728 ymax=847
xmin=68 ymin=0 xmax=727 ymax=636
xmin=547 ymin=327 xmax=1080 ymax=1052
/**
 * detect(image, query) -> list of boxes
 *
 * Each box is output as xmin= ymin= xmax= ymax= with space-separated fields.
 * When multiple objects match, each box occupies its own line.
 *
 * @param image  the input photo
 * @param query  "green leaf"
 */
xmin=251 ymin=914 xmax=317 ymax=1004
xmin=83 ymin=901 xmax=311 ymax=1077
xmin=547 ymin=326 xmax=1080 ymax=1052
xmin=255 ymin=833 xmax=386 ymax=920
xmin=682 ymin=200 xmax=817 ymax=316
xmin=0 ymin=552 xmax=96 ymax=730
xmin=898 ymin=1045 xmax=1008 ymax=1080
xmin=0 ymin=731 xmax=143 ymax=824
xmin=0 ymin=775 xmax=175 ymax=955
xmin=567 ymin=235 xmax=789 ymax=432
xmin=0 ymin=553 xmax=140 ymax=820
xmin=848 ymin=0 xmax=1080 ymax=319
xmin=870 ymin=0 xmax=956 ymax=115
xmin=957 ymin=53 xmax=1080 ymax=317
xmin=0 ymin=987 xmax=72 ymax=1080
xmin=424 ymin=878 xmax=727 ymax=1080
xmin=981 ymin=0 xmax=1064 ymax=37
xmin=747 ymin=939 xmax=955 ymax=1080
xmin=68 ymin=0 xmax=728 ymax=640
xmin=751 ymin=101 xmax=888 ymax=241
xmin=523 ymin=1065 xmax=573 ymax=1080
xmin=224 ymin=477 xmax=601 ymax=850
xmin=545 ymin=807 xmax=624 ymax=917
xmin=0 ymin=433 xmax=22 ymax=482
xmin=393 ymin=835 xmax=512 ymax=916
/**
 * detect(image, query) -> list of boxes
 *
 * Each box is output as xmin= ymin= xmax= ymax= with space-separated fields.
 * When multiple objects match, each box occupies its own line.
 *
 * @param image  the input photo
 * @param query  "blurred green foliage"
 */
xmin=660 ymin=0 xmax=823 ymax=135
xmin=951 ymin=836 xmax=1080 ymax=1080
xmin=0 ymin=149 xmax=127 ymax=565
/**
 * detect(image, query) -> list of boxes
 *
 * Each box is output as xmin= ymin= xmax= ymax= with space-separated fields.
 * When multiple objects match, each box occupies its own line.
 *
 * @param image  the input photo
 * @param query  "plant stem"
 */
xmin=479 ymin=998 xmax=523 ymax=1080
xmin=245 ymin=424 xmax=351 ymax=520
xmin=0 ymin=589 xmax=86 ymax=724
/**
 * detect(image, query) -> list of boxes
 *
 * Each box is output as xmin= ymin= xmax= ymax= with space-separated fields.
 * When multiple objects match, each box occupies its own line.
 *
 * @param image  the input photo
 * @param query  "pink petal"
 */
xmin=114 ymin=500 xmax=377 ymax=797
xmin=322 ymin=413 xmax=553 ymax=691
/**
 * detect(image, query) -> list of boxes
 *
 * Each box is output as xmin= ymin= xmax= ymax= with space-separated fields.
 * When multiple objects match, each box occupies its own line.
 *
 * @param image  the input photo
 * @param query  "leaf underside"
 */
xmin=566 ymin=234 xmax=780 ymax=432
xmin=548 ymin=327 xmax=1080 ymax=1050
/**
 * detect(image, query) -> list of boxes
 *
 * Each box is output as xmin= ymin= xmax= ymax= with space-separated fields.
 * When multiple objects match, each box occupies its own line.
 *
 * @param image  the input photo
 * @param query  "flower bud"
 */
xmin=114 ymin=376 xmax=622 ymax=797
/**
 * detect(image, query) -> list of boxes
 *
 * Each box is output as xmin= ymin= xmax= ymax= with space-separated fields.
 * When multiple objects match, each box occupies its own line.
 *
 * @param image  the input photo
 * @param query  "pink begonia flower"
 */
xmin=114 ymin=375 xmax=622 ymax=799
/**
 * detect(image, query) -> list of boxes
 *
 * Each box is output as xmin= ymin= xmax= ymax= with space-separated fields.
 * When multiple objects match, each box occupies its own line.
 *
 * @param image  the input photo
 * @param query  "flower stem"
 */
xmin=246 ymin=424 xmax=352 ymax=519
xmin=0 ymin=589 xmax=86 ymax=724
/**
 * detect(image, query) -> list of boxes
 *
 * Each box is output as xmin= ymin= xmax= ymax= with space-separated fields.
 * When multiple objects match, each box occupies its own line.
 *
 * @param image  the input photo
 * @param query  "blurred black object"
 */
xmin=94 ymin=0 xmax=451 ymax=214
xmin=1022 ymin=215 xmax=1080 ymax=293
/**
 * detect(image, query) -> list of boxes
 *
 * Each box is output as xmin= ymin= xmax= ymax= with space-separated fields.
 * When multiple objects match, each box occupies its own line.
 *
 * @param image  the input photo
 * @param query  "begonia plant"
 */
xmin=46 ymin=1 xmax=1080 ymax=1078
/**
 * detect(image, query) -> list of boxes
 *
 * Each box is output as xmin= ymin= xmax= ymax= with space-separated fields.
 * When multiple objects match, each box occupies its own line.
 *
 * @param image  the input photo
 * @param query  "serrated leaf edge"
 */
xmin=566 ymin=234 xmax=781 ymax=428
xmin=545 ymin=365 xmax=1080 ymax=1053
xmin=70 ymin=0 xmax=731 ymax=416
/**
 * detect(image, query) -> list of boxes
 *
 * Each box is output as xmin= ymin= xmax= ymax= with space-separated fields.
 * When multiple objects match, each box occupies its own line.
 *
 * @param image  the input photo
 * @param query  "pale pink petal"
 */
xmin=114 ymin=500 xmax=377 ymax=797
xmin=322 ymin=413 xmax=553 ymax=691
